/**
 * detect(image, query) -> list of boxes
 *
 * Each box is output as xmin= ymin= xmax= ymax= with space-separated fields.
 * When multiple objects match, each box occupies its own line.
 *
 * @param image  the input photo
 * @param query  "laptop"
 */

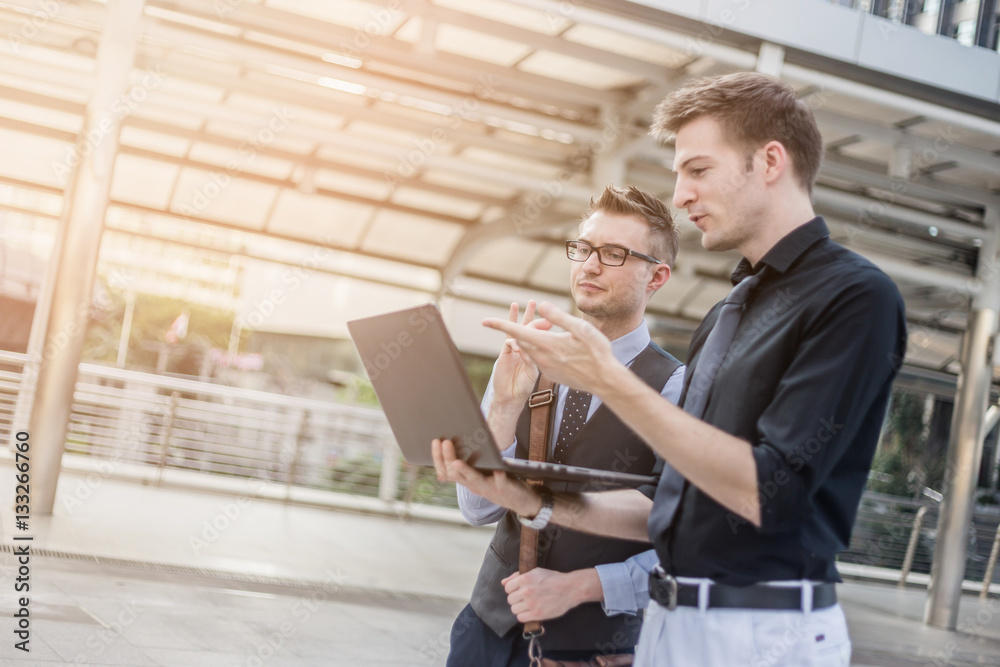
xmin=347 ymin=303 xmax=657 ymax=489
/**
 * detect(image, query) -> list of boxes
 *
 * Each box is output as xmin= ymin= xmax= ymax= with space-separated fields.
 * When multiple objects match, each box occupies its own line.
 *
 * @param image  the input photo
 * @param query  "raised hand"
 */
xmin=484 ymin=301 xmax=616 ymax=396
xmin=490 ymin=301 xmax=540 ymax=407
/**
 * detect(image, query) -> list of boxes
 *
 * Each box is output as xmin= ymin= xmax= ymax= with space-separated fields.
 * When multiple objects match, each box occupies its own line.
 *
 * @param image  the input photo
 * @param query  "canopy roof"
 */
xmin=0 ymin=0 xmax=998 ymax=378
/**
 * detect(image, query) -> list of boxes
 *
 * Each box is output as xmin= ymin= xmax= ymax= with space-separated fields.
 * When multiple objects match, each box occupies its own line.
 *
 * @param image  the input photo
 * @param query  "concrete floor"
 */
xmin=0 ymin=459 xmax=998 ymax=666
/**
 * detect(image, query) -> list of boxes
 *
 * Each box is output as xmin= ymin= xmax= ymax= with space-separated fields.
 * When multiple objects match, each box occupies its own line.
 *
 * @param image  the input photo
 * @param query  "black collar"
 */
xmin=730 ymin=217 xmax=830 ymax=285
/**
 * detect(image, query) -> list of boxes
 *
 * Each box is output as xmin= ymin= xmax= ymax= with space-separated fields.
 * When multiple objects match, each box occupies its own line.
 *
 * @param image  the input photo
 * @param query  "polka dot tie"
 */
xmin=553 ymin=387 xmax=591 ymax=463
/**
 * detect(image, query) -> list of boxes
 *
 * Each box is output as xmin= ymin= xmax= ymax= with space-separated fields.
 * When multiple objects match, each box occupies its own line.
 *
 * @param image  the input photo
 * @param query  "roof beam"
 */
xmin=814 ymin=109 xmax=1000 ymax=177
xmin=141 ymin=17 xmax=606 ymax=141
xmin=148 ymin=0 xmax=624 ymax=111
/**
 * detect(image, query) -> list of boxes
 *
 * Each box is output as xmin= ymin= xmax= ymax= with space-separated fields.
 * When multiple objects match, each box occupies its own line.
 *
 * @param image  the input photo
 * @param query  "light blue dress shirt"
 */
xmin=457 ymin=320 xmax=684 ymax=616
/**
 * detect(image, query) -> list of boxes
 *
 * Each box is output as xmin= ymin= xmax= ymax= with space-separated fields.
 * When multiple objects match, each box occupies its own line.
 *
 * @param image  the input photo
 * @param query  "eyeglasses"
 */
xmin=565 ymin=240 xmax=661 ymax=267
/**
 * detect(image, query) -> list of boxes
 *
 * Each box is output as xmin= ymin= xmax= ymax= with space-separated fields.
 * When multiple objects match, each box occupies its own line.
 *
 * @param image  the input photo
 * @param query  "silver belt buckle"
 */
xmin=652 ymin=566 xmax=678 ymax=610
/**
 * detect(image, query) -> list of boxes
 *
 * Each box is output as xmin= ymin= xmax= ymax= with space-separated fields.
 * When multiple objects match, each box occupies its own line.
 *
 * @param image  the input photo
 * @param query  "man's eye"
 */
xmin=607 ymin=249 xmax=626 ymax=261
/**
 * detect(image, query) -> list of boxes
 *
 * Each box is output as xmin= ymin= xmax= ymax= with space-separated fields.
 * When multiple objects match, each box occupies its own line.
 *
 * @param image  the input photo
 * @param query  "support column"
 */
xmin=27 ymin=0 xmax=146 ymax=515
xmin=755 ymin=42 xmax=785 ymax=78
xmin=925 ymin=209 xmax=1000 ymax=628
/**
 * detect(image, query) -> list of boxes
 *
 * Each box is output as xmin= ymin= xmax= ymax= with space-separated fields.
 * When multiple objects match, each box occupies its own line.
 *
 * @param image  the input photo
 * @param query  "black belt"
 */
xmin=649 ymin=568 xmax=837 ymax=611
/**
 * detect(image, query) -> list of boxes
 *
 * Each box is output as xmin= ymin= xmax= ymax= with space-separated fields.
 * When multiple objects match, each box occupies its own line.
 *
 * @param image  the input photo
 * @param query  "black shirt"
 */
xmin=648 ymin=217 xmax=907 ymax=585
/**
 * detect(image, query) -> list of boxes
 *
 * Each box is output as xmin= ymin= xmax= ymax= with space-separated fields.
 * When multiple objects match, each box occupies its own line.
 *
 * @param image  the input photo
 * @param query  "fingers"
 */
xmin=431 ymin=439 xmax=446 ymax=481
xmin=432 ymin=439 xmax=477 ymax=485
xmin=521 ymin=300 xmax=537 ymax=326
xmin=483 ymin=318 xmax=549 ymax=350
xmin=535 ymin=301 xmax=586 ymax=335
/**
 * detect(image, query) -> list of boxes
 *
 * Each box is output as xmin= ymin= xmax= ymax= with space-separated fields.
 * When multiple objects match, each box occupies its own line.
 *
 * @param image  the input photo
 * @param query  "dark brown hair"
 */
xmin=651 ymin=72 xmax=823 ymax=193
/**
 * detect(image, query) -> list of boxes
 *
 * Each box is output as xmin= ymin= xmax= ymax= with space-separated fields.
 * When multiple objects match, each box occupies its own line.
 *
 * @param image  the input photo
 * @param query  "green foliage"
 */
xmin=462 ymin=354 xmax=496 ymax=401
xmin=82 ymin=282 xmax=235 ymax=371
xmin=868 ymin=389 xmax=947 ymax=498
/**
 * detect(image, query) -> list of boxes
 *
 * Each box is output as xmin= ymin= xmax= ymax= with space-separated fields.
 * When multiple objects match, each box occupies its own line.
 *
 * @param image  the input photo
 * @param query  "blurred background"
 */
xmin=0 ymin=0 xmax=999 ymax=590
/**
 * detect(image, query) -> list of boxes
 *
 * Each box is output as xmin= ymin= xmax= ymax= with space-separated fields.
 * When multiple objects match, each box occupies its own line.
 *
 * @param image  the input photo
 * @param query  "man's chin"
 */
xmin=701 ymin=233 xmax=732 ymax=253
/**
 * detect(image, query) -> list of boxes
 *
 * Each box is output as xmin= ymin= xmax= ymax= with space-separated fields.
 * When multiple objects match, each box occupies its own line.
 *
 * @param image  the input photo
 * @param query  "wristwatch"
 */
xmin=517 ymin=487 xmax=554 ymax=530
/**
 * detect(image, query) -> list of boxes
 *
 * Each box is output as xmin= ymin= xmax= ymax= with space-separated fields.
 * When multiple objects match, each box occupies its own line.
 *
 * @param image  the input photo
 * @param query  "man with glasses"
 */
xmin=446 ymin=185 xmax=685 ymax=667
xmin=436 ymin=72 xmax=906 ymax=666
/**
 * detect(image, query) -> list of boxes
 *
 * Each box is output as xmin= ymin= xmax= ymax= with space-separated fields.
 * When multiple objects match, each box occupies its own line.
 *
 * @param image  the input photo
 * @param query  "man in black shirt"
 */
xmin=433 ymin=72 xmax=906 ymax=666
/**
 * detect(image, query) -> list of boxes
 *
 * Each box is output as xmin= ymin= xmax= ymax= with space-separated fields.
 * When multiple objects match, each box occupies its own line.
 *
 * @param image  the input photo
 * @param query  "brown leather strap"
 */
xmin=519 ymin=374 xmax=556 ymax=636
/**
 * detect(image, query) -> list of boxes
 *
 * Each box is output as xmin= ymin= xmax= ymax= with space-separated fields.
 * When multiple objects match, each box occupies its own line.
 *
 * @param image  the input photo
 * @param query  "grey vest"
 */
xmin=469 ymin=342 xmax=681 ymax=651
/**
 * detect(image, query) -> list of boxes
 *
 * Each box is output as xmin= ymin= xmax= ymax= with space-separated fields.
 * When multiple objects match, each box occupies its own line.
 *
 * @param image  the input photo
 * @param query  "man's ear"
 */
xmin=648 ymin=263 xmax=671 ymax=293
xmin=761 ymin=140 xmax=789 ymax=186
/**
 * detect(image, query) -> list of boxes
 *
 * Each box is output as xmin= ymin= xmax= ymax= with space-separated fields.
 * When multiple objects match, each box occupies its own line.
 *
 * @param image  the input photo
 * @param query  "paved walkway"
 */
xmin=0 ymin=457 xmax=998 ymax=666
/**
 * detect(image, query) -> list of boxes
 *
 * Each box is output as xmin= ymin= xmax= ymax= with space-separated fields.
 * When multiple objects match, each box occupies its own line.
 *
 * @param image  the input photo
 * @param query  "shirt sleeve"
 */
xmin=751 ymin=270 xmax=906 ymax=534
xmin=457 ymin=369 xmax=517 ymax=525
xmin=595 ymin=548 xmax=659 ymax=616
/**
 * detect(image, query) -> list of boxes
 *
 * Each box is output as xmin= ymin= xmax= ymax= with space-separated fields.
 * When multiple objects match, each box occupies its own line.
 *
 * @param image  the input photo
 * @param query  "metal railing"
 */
xmin=838 ymin=491 xmax=1000 ymax=592
xmin=0 ymin=350 xmax=457 ymax=509
xmin=4 ymin=349 xmax=998 ymax=575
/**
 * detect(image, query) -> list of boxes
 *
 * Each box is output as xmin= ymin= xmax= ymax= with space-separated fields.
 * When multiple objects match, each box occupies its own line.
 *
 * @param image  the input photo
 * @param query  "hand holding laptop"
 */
xmin=432 ymin=437 xmax=542 ymax=517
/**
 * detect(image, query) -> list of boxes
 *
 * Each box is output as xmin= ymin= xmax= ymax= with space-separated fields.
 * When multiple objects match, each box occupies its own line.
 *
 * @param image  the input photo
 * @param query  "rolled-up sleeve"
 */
xmin=595 ymin=549 xmax=659 ymax=616
xmin=752 ymin=272 xmax=905 ymax=534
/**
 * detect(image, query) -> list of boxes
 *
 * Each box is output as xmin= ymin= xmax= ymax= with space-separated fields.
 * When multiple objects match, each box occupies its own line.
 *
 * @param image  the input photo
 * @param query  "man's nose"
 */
xmin=673 ymin=176 xmax=694 ymax=209
xmin=582 ymin=251 xmax=603 ymax=272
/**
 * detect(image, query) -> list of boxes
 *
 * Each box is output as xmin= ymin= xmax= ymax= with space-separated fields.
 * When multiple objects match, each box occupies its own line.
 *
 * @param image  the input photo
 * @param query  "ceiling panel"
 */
xmin=466 ymin=237 xmax=548 ymax=282
xmin=0 ymin=129 xmax=72 ymax=189
xmin=561 ymin=23 xmax=688 ymax=68
xmin=389 ymin=186 xmax=483 ymax=219
xmin=431 ymin=0 xmax=572 ymax=36
xmin=110 ymin=154 xmax=180 ymax=210
xmin=267 ymin=190 xmax=373 ymax=247
xmin=360 ymin=210 xmax=465 ymax=265
xmin=169 ymin=168 xmax=278 ymax=228
xmin=517 ymin=50 xmax=644 ymax=90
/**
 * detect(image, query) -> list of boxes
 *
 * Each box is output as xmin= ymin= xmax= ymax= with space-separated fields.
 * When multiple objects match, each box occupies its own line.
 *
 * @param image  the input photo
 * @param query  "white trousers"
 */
xmin=634 ymin=600 xmax=852 ymax=667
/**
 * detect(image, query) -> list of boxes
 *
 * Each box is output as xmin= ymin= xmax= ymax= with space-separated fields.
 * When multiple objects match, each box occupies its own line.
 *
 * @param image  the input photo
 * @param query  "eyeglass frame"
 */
xmin=565 ymin=239 xmax=662 ymax=267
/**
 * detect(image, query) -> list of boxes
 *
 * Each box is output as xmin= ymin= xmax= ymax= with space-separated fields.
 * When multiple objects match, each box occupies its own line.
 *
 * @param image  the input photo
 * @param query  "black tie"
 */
xmin=681 ymin=273 xmax=761 ymax=420
xmin=552 ymin=387 xmax=591 ymax=463
xmin=648 ymin=273 xmax=761 ymax=539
